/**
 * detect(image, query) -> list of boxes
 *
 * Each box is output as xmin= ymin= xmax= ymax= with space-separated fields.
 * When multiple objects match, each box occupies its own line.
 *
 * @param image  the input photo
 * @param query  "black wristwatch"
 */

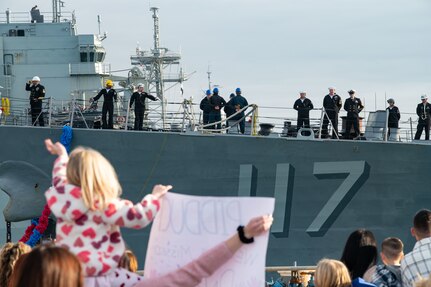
xmin=237 ymin=225 xmax=254 ymax=244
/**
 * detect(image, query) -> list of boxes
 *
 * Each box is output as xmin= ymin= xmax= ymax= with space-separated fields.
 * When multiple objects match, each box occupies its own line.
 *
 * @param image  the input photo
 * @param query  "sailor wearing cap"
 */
xmin=229 ymin=88 xmax=249 ymax=134
xmin=25 ymin=76 xmax=46 ymax=126
xmin=200 ymin=90 xmax=212 ymax=129
xmin=209 ymin=87 xmax=227 ymax=130
xmin=92 ymin=80 xmax=118 ymax=129
xmin=322 ymin=87 xmax=342 ymax=138
xmin=343 ymin=90 xmax=364 ymax=139
xmin=293 ymin=91 xmax=314 ymax=131
xmin=386 ymin=98 xmax=400 ymax=140
xmin=414 ymin=95 xmax=431 ymax=140
xmin=129 ymin=83 xmax=158 ymax=131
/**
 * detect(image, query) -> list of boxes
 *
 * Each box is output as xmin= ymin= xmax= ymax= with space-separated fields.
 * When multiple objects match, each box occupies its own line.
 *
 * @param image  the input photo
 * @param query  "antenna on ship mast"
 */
xmin=150 ymin=7 xmax=166 ymax=128
xmin=207 ymin=64 xmax=212 ymax=90
xmin=52 ymin=0 xmax=65 ymax=23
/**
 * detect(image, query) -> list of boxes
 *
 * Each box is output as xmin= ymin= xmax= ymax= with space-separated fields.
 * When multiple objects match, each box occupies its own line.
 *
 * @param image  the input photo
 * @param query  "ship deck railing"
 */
xmin=0 ymin=10 xmax=74 ymax=24
xmin=0 ymin=95 xmax=426 ymax=142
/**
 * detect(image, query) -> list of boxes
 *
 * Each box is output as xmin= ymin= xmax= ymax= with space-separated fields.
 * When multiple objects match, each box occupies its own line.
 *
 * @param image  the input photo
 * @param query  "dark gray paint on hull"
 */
xmin=0 ymin=126 xmax=427 ymax=266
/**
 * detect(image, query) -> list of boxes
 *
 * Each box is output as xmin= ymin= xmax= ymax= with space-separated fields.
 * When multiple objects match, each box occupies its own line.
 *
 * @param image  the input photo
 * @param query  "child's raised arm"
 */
xmin=101 ymin=184 xmax=172 ymax=229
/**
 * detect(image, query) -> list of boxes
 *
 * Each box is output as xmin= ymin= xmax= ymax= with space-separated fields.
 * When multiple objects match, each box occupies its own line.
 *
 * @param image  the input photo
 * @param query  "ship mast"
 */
xmin=52 ymin=0 xmax=65 ymax=23
xmin=150 ymin=7 xmax=166 ymax=128
xmin=130 ymin=7 xmax=186 ymax=130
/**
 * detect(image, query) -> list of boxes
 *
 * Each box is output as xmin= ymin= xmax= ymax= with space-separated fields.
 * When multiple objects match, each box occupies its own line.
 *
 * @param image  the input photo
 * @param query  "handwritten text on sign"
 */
xmin=144 ymin=193 xmax=274 ymax=287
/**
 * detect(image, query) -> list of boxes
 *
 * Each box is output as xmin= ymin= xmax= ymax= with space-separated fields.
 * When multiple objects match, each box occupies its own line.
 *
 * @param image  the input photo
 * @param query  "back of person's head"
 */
xmin=0 ymin=242 xmax=31 ymax=287
xmin=340 ymin=229 xmax=378 ymax=279
xmin=9 ymin=245 xmax=83 ymax=287
xmin=315 ymin=259 xmax=351 ymax=287
xmin=413 ymin=209 xmax=431 ymax=239
xmin=381 ymin=237 xmax=404 ymax=263
xmin=416 ymin=274 xmax=431 ymax=287
xmin=118 ymin=249 xmax=138 ymax=273
xmin=67 ymin=146 xmax=122 ymax=210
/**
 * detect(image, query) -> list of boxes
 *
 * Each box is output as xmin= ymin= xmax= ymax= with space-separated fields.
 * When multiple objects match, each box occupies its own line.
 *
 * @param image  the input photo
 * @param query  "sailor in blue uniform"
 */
xmin=129 ymin=83 xmax=158 ymax=130
xmin=293 ymin=91 xmax=314 ymax=131
xmin=200 ymin=90 xmax=212 ymax=128
xmin=322 ymin=87 xmax=342 ymax=139
xmin=92 ymin=79 xmax=117 ymax=129
xmin=209 ymin=87 xmax=226 ymax=130
xmin=25 ymin=76 xmax=46 ymax=126
xmin=415 ymin=95 xmax=431 ymax=140
xmin=386 ymin=98 xmax=400 ymax=140
xmin=343 ymin=90 xmax=364 ymax=139
xmin=230 ymin=88 xmax=249 ymax=134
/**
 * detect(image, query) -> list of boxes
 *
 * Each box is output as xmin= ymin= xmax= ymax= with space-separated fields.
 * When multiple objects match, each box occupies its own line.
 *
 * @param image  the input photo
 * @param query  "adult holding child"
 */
xmin=44 ymin=139 xmax=172 ymax=287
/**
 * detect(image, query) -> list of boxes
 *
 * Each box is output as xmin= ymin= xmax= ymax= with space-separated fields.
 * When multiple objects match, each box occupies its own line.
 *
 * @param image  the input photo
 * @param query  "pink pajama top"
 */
xmin=45 ymin=155 xmax=160 ymax=277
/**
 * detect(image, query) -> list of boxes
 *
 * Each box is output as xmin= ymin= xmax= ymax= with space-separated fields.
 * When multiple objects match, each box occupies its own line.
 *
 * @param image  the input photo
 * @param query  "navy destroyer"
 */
xmin=0 ymin=1 xmax=428 ymax=269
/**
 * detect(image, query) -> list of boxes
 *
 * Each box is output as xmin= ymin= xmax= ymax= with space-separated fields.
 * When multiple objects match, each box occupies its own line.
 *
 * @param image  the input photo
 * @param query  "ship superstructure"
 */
xmin=0 ymin=0 xmax=109 ymax=113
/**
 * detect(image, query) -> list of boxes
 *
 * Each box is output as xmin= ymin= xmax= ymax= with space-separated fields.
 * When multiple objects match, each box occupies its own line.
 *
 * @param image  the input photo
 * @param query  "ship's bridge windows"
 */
xmin=96 ymin=51 xmax=105 ymax=62
xmin=80 ymin=45 xmax=105 ymax=63
xmin=8 ymin=29 xmax=25 ymax=37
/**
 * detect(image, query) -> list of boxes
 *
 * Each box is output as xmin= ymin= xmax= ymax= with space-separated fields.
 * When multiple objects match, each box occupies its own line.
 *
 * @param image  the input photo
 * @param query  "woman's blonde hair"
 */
xmin=0 ymin=242 xmax=31 ymax=287
xmin=315 ymin=259 xmax=351 ymax=287
xmin=67 ymin=146 xmax=121 ymax=211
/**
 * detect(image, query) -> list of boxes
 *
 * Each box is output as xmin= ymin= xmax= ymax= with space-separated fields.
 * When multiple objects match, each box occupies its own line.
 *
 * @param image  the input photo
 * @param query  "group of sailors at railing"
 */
xmin=2 ymin=76 xmax=431 ymax=141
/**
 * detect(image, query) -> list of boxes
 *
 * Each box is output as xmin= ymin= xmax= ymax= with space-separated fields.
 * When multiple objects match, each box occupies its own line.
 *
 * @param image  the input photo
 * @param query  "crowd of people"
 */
xmin=311 ymin=209 xmax=431 ymax=287
xmin=0 ymin=139 xmax=272 ymax=287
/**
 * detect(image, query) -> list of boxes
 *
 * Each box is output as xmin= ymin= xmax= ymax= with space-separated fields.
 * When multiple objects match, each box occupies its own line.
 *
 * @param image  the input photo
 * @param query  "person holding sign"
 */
xmin=135 ymin=214 xmax=273 ymax=287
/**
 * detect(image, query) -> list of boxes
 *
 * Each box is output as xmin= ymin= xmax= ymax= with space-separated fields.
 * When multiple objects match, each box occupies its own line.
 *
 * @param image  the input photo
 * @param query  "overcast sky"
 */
xmin=3 ymin=0 xmax=431 ymax=121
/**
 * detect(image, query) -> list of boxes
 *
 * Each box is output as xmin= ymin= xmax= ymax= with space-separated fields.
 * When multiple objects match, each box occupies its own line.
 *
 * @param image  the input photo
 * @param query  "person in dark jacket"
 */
xmin=293 ymin=91 xmax=313 ymax=131
xmin=343 ymin=90 xmax=364 ymax=139
xmin=129 ymin=83 xmax=158 ymax=130
xmin=414 ymin=95 xmax=431 ymax=140
xmin=200 ymin=89 xmax=212 ymax=129
xmin=230 ymin=88 xmax=249 ymax=134
xmin=322 ymin=87 xmax=342 ymax=139
xmin=209 ymin=87 xmax=226 ymax=130
xmin=25 ymin=76 xmax=46 ymax=126
xmin=91 ymin=79 xmax=117 ymax=129
xmin=386 ymin=98 xmax=400 ymax=140
xmin=224 ymin=93 xmax=236 ymax=120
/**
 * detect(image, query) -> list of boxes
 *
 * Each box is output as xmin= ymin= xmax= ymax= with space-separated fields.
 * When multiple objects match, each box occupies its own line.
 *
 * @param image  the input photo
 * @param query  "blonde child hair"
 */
xmin=0 ymin=242 xmax=31 ymax=287
xmin=67 ymin=147 xmax=122 ymax=211
xmin=315 ymin=259 xmax=351 ymax=287
xmin=118 ymin=250 xmax=138 ymax=273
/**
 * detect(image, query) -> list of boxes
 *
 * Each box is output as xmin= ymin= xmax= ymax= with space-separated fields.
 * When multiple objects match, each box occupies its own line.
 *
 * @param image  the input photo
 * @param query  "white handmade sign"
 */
xmin=144 ymin=192 xmax=275 ymax=287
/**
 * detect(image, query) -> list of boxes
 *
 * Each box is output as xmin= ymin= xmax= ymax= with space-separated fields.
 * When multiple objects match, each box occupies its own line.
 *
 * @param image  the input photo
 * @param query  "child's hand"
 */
xmin=151 ymin=184 xmax=172 ymax=199
xmin=45 ymin=139 xmax=67 ymax=157
xmin=243 ymin=214 xmax=273 ymax=238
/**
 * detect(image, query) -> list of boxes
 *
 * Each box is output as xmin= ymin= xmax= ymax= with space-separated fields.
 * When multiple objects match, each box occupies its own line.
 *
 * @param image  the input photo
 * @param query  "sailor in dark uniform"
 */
xmin=25 ymin=76 xmax=46 ymax=126
xmin=129 ymin=83 xmax=157 ymax=131
xmin=230 ymin=88 xmax=249 ymax=134
xmin=322 ymin=87 xmax=342 ymax=139
xmin=386 ymin=98 xmax=400 ymax=140
xmin=91 ymin=79 xmax=117 ymax=129
xmin=209 ymin=87 xmax=226 ymax=130
xmin=415 ymin=95 xmax=431 ymax=140
xmin=343 ymin=90 xmax=364 ymax=139
xmin=293 ymin=91 xmax=313 ymax=131
xmin=200 ymin=89 xmax=212 ymax=128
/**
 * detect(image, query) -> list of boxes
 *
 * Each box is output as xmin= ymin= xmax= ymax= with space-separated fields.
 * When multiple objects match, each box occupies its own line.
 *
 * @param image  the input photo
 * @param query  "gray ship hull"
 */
xmin=0 ymin=126 xmax=427 ymax=266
